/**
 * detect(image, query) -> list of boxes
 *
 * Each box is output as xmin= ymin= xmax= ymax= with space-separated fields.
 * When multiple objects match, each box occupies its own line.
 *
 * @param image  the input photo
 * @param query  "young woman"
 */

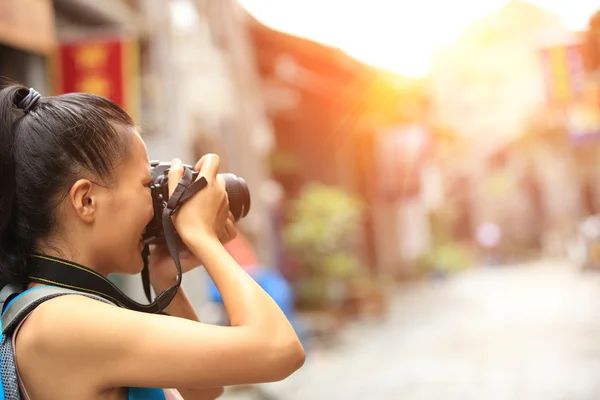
xmin=0 ymin=82 xmax=305 ymax=399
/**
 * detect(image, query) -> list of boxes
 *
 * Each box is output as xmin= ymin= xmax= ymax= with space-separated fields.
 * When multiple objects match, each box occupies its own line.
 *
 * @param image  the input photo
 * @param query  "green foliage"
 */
xmin=268 ymin=150 xmax=301 ymax=175
xmin=283 ymin=183 xmax=365 ymax=308
xmin=418 ymin=242 xmax=472 ymax=275
xmin=284 ymin=183 xmax=364 ymax=275
xmin=415 ymin=209 xmax=474 ymax=276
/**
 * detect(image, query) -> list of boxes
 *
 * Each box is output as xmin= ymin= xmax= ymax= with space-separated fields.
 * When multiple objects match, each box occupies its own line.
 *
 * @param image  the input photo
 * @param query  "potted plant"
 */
xmin=283 ymin=183 xmax=365 ymax=314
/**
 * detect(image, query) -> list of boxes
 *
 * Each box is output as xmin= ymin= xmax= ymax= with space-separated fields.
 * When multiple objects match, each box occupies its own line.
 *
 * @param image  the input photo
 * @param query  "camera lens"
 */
xmin=220 ymin=173 xmax=251 ymax=221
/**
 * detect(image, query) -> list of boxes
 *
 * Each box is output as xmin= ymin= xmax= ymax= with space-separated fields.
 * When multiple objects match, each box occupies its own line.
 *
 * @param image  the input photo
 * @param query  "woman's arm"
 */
xmin=153 ymin=276 xmax=224 ymax=400
xmin=23 ymin=233 xmax=304 ymax=391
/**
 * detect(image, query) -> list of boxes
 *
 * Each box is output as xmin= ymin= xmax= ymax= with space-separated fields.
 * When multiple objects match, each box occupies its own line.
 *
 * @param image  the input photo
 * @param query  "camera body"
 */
xmin=142 ymin=160 xmax=250 ymax=245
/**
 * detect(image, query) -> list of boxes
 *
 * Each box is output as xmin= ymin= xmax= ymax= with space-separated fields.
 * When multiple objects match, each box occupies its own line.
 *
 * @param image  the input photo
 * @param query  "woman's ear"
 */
xmin=68 ymin=179 xmax=97 ymax=223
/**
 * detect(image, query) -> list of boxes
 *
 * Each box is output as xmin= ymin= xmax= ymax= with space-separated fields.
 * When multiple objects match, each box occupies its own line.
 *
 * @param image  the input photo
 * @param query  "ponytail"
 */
xmin=0 ymin=83 xmax=33 ymax=285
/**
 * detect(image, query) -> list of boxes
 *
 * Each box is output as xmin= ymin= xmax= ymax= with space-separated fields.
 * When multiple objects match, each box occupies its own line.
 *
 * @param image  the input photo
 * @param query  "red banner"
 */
xmin=53 ymin=37 xmax=139 ymax=121
xmin=539 ymin=43 xmax=585 ymax=107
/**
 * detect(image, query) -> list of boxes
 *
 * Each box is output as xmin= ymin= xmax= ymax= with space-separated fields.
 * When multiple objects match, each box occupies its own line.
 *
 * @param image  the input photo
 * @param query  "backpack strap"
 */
xmin=0 ymin=284 xmax=24 ymax=317
xmin=1 ymin=286 xmax=113 ymax=335
xmin=0 ymin=287 xmax=115 ymax=400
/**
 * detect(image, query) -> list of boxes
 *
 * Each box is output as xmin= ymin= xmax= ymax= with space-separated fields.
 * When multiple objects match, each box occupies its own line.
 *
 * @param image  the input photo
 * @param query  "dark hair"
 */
xmin=0 ymin=80 xmax=134 ymax=285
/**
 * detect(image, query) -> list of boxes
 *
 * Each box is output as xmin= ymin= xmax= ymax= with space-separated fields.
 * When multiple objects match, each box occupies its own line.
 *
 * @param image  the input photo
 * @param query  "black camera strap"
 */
xmin=28 ymin=169 xmax=209 ymax=314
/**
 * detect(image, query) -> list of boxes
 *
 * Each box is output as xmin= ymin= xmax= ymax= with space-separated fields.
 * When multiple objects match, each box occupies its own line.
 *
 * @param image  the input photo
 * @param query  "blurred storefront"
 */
xmin=248 ymin=19 xmax=378 ymax=276
xmin=0 ymin=0 xmax=56 ymax=92
xmin=428 ymin=1 xmax=593 ymax=258
xmin=52 ymin=37 xmax=140 ymax=119
xmin=51 ymin=0 xmax=141 ymax=118
xmin=248 ymin=17 xmax=434 ymax=278
xmin=0 ymin=0 xmax=140 ymax=96
xmin=537 ymin=24 xmax=600 ymax=227
xmin=373 ymin=124 xmax=436 ymax=276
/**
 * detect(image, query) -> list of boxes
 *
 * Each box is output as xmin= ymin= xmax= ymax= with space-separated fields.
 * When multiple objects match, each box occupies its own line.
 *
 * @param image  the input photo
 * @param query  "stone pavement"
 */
xmin=221 ymin=260 xmax=600 ymax=399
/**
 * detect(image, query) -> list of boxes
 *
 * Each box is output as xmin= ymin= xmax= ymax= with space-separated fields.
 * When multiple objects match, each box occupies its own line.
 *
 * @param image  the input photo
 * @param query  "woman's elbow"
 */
xmin=179 ymin=386 xmax=224 ymax=400
xmin=211 ymin=386 xmax=225 ymax=399
xmin=246 ymin=329 xmax=305 ymax=383
xmin=289 ymin=339 xmax=306 ymax=372
xmin=271 ymin=337 xmax=305 ymax=381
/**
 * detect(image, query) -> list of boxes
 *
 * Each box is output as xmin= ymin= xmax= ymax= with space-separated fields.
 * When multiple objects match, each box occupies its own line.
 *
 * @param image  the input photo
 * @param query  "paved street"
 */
xmin=222 ymin=260 xmax=600 ymax=399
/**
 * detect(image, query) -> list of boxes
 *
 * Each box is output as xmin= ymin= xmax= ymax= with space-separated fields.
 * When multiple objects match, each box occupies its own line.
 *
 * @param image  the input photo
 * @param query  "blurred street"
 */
xmin=6 ymin=1 xmax=600 ymax=398
xmin=224 ymin=260 xmax=600 ymax=400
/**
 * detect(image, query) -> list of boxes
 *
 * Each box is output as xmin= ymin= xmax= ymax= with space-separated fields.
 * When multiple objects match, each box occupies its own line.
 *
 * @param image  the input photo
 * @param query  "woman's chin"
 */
xmin=132 ymin=254 xmax=146 ymax=274
xmin=114 ymin=254 xmax=145 ymax=276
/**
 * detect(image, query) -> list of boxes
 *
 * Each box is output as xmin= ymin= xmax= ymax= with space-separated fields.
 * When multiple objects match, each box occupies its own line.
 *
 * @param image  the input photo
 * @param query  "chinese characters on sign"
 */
xmin=539 ymin=41 xmax=600 ymax=143
xmin=72 ymin=43 xmax=112 ymax=96
xmin=539 ymin=43 xmax=585 ymax=106
xmin=54 ymin=37 xmax=139 ymax=120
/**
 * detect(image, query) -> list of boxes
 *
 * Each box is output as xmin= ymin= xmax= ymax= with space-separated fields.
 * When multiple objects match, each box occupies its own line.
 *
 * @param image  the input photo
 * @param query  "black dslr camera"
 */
xmin=142 ymin=160 xmax=250 ymax=245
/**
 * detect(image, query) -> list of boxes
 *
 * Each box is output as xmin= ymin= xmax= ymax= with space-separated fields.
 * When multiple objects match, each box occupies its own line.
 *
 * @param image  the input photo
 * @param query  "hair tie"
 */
xmin=18 ymin=88 xmax=41 ymax=112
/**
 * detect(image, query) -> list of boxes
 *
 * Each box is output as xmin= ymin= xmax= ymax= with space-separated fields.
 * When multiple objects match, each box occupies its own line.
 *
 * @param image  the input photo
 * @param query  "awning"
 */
xmin=53 ymin=0 xmax=141 ymax=31
xmin=0 ymin=0 xmax=57 ymax=55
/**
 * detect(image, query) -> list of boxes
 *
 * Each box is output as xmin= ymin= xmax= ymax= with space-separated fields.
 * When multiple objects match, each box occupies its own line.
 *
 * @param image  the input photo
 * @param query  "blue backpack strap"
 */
xmin=0 ymin=287 xmax=114 ymax=400
xmin=0 ymin=285 xmax=24 ymax=317
xmin=1 ymin=286 xmax=111 ymax=335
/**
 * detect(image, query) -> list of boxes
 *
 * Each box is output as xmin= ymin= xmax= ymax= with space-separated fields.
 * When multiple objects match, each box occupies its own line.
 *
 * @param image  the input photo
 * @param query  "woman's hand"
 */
xmin=148 ymin=212 xmax=238 ymax=284
xmin=168 ymin=155 xmax=236 ymax=246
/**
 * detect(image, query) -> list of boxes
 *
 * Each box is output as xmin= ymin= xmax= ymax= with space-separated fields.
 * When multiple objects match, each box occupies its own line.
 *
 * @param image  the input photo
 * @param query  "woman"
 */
xmin=0 ymin=82 xmax=305 ymax=399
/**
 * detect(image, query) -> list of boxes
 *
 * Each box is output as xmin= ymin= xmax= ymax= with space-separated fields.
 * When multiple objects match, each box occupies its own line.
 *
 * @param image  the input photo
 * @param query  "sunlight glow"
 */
xmin=237 ymin=0 xmax=599 ymax=77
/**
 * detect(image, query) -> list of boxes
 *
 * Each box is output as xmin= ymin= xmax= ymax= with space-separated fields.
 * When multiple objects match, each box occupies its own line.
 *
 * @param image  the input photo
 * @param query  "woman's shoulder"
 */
xmin=14 ymin=294 xmax=149 ymax=395
xmin=19 ymin=293 xmax=144 ymax=351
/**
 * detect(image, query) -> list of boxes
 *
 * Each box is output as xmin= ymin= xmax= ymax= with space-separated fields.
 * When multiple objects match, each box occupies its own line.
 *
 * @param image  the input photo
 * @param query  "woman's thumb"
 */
xmin=168 ymin=158 xmax=184 ymax=197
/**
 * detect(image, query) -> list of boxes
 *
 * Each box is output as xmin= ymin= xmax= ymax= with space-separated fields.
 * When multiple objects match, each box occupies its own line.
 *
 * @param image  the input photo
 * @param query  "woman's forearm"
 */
xmin=152 ymin=279 xmax=224 ymax=399
xmin=185 ymin=235 xmax=294 ymax=333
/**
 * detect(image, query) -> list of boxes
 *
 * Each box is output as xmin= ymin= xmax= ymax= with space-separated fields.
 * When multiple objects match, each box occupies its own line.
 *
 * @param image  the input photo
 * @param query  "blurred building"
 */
xmin=429 ymin=1 xmax=586 ymax=256
xmin=430 ymin=1 xmax=567 ymax=152
xmin=250 ymin=20 xmax=380 ymax=274
xmin=247 ymin=18 xmax=436 ymax=277
xmin=0 ymin=0 xmax=57 ymax=92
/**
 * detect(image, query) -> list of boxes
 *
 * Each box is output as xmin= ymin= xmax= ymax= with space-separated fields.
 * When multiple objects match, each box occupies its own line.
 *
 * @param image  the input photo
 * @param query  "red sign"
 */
xmin=53 ymin=37 xmax=139 ymax=120
xmin=539 ymin=43 xmax=585 ymax=107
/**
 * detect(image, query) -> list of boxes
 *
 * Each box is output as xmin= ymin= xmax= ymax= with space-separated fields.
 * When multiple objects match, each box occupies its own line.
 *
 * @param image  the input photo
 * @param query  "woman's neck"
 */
xmin=33 ymin=242 xmax=105 ymax=277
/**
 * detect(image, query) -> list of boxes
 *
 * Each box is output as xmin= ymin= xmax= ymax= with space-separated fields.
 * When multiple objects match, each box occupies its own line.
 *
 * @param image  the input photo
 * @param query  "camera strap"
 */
xmin=140 ymin=171 xmax=209 ymax=304
xmin=27 ymin=169 xmax=209 ymax=314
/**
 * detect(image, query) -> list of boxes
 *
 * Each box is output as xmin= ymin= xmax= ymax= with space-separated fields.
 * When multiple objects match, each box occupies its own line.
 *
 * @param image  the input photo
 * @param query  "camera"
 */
xmin=142 ymin=160 xmax=250 ymax=245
